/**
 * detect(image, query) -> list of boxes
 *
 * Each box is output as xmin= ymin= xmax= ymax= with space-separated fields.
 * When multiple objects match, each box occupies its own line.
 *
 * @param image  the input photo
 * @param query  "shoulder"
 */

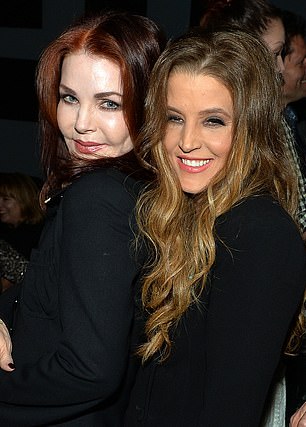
xmin=216 ymin=195 xmax=303 ymax=253
xmin=63 ymin=169 xmax=143 ymax=210
xmin=213 ymin=196 xmax=306 ymax=301
xmin=69 ymin=168 xmax=142 ymax=196
xmin=217 ymin=195 xmax=297 ymax=233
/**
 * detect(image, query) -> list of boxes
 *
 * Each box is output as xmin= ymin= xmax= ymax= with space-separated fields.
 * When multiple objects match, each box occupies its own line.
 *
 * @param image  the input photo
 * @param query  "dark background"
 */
xmin=1 ymin=0 xmax=305 ymax=177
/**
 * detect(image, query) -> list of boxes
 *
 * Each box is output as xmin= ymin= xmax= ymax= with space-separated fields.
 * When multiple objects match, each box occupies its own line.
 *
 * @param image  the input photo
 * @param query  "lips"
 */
xmin=74 ymin=140 xmax=104 ymax=155
xmin=178 ymin=157 xmax=211 ymax=173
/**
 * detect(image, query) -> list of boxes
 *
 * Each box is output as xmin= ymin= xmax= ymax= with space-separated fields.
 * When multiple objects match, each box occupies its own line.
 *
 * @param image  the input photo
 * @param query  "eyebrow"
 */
xmin=59 ymin=84 xmax=123 ymax=99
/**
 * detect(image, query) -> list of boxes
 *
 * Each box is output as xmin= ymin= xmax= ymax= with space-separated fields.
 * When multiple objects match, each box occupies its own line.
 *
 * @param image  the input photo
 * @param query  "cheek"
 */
xmin=163 ymin=129 xmax=177 ymax=156
xmin=222 ymin=145 xmax=232 ymax=165
xmin=214 ymin=140 xmax=232 ymax=171
xmin=211 ymin=132 xmax=232 ymax=157
xmin=103 ymin=115 xmax=130 ymax=141
xmin=57 ymin=104 xmax=71 ymax=135
xmin=9 ymin=201 xmax=21 ymax=215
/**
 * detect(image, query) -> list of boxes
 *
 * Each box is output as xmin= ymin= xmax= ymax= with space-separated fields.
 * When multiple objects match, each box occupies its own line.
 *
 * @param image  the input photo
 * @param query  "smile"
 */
xmin=181 ymin=158 xmax=210 ymax=167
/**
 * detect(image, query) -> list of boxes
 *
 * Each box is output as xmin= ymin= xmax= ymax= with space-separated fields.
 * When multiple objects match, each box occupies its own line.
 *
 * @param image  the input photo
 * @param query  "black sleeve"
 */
xmin=0 ymin=172 xmax=141 ymax=406
xmin=0 ymin=283 xmax=21 ymax=330
xmin=201 ymin=199 xmax=306 ymax=426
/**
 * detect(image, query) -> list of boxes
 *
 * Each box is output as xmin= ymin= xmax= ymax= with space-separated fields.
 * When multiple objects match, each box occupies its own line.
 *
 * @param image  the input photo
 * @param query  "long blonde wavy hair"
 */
xmin=135 ymin=29 xmax=299 ymax=362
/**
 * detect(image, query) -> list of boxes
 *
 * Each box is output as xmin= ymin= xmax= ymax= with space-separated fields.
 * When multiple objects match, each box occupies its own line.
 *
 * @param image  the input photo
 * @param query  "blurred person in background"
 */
xmin=0 ymin=173 xmax=44 ymax=292
xmin=281 ymin=9 xmax=306 ymax=161
xmin=0 ymin=172 xmax=44 ymax=259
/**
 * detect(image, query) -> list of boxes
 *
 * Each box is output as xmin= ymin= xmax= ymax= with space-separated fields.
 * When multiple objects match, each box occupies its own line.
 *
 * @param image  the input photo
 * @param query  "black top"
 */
xmin=0 ymin=221 xmax=43 ymax=259
xmin=0 ymin=168 xmax=146 ymax=426
xmin=125 ymin=196 xmax=306 ymax=427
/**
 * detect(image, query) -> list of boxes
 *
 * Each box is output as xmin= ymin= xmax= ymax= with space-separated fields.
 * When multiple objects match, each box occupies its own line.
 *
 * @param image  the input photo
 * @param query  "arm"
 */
xmin=0 ymin=172 xmax=142 ymax=406
xmin=202 ymin=198 xmax=306 ymax=426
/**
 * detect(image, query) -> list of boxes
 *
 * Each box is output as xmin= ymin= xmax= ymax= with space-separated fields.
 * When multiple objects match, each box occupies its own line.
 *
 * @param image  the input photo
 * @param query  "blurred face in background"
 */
xmin=57 ymin=51 xmax=133 ymax=160
xmin=0 ymin=194 xmax=23 ymax=227
xmin=283 ymin=35 xmax=306 ymax=104
xmin=261 ymin=17 xmax=285 ymax=74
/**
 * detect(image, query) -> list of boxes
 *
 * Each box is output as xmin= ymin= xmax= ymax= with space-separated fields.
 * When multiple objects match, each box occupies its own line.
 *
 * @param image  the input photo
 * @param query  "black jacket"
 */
xmin=125 ymin=196 xmax=306 ymax=427
xmin=0 ymin=168 xmax=146 ymax=426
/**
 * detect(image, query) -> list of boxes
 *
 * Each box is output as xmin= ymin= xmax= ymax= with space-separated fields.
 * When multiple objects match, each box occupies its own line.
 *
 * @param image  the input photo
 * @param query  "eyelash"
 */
xmin=59 ymin=94 xmax=121 ymax=111
xmin=168 ymin=115 xmax=183 ymax=123
xmin=60 ymin=93 xmax=78 ymax=104
xmin=167 ymin=115 xmax=225 ymax=126
xmin=206 ymin=117 xmax=225 ymax=126
xmin=100 ymin=100 xmax=121 ymax=110
xmin=275 ymin=48 xmax=285 ymax=59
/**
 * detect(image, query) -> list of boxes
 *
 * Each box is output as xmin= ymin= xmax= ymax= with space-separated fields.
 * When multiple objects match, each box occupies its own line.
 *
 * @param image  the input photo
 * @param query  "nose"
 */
xmin=74 ymin=105 xmax=97 ymax=134
xmin=178 ymin=122 xmax=201 ymax=153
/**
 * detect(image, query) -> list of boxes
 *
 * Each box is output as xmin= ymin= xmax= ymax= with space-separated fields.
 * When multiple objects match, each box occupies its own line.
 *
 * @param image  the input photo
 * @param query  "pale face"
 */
xmin=261 ymin=18 xmax=285 ymax=73
xmin=164 ymin=72 xmax=233 ymax=194
xmin=283 ymin=35 xmax=306 ymax=104
xmin=57 ymin=52 xmax=133 ymax=159
xmin=0 ymin=195 xmax=23 ymax=227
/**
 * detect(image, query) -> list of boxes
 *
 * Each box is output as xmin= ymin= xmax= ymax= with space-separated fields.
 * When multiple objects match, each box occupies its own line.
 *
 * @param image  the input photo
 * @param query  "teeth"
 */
xmin=181 ymin=158 xmax=210 ymax=167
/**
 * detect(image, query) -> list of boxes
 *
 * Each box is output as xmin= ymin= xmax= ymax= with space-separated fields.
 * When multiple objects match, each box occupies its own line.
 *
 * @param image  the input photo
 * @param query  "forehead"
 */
xmin=60 ymin=52 xmax=122 ymax=89
xmin=262 ymin=18 xmax=285 ymax=49
xmin=290 ymin=35 xmax=306 ymax=56
xmin=167 ymin=72 xmax=233 ymax=108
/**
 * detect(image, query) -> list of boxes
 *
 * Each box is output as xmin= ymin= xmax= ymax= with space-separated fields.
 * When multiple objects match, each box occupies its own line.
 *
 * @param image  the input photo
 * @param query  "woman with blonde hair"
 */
xmin=125 ymin=29 xmax=306 ymax=426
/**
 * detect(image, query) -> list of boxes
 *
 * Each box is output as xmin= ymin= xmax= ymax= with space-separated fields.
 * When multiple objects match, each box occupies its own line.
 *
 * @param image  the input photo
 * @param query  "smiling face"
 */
xmin=57 ymin=52 xmax=133 ymax=159
xmin=283 ymin=35 xmax=306 ymax=104
xmin=0 ymin=195 xmax=23 ymax=227
xmin=163 ymin=72 xmax=233 ymax=194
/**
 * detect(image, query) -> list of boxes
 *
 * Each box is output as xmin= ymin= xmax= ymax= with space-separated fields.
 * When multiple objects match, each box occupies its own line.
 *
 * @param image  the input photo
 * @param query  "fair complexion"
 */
xmin=0 ymin=52 xmax=135 ymax=373
xmin=0 ymin=195 xmax=23 ymax=227
xmin=290 ymin=401 xmax=306 ymax=427
xmin=283 ymin=35 xmax=306 ymax=104
xmin=261 ymin=17 xmax=285 ymax=73
xmin=0 ymin=321 xmax=13 ymax=371
xmin=57 ymin=51 xmax=133 ymax=159
xmin=164 ymin=72 xmax=233 ymax=194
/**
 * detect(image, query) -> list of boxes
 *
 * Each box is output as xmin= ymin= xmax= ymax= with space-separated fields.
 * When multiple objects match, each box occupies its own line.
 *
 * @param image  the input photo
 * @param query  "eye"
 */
xmin=205 ymin=117 xmax=225 ymax=126
xmin=60 ymin=93 xmax=78 ymax=104
xmin=277 ymin=46 xmax=286 ymax=61
xmin=100 ymin=99 xmax=121 ymax=110
xmin=167 ymin=114 xmax=183 ymax=124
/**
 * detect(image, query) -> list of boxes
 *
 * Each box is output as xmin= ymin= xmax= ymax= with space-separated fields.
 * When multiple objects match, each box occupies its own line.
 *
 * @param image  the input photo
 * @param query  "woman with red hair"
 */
xmin=0 ymin=10 xmax=164 ymax=426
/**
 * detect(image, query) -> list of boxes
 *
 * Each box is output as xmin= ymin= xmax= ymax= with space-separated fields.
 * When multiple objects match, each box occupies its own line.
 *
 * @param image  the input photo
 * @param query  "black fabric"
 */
xmin=125 ymin=196 xmax=306 ymax=427
xmin=0 ymin=221 xmax=43 ymax=260
xmin=0 ymin=168 xmax=146 ymax=426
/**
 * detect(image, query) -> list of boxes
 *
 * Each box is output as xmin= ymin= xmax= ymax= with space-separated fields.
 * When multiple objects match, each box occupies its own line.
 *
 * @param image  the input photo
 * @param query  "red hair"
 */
xmin=36 ymin=10 xmax=165 ymax=199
